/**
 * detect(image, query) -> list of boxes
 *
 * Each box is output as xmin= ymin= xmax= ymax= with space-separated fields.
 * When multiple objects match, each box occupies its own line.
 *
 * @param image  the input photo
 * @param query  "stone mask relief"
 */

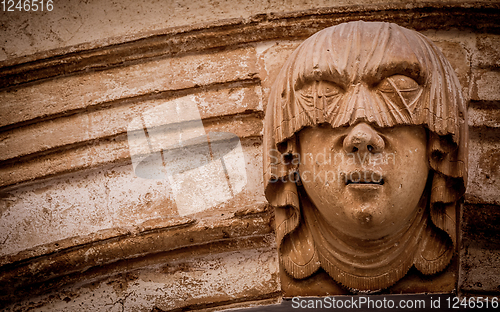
xmin=263 ymin=21 xmax=468 ymax=291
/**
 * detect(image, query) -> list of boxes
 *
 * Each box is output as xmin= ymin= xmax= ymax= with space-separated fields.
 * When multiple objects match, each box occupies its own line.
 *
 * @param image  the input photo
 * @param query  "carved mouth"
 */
xmin=345 ymin=171 xmax=384 ymax=186
xmin=346 ymin=179 xmax=385 ymax=185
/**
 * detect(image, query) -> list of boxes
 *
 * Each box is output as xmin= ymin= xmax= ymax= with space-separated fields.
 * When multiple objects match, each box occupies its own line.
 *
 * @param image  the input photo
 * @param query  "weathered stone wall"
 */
xmin=3 ymin=0 xmax=497 ymax=62
xmin=0 ymin=1 xmax=499 ymax=311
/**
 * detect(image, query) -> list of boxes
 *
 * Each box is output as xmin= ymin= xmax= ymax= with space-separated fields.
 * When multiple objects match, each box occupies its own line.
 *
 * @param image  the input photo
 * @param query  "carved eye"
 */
xmin=319 ymin=81 xmax=342 ymax=97
xmin=377 ymin=75 xmax=422 ymax=114
xmin=297 ymin=80 xmax=342 ymax=98
xmin=377 ymin=75 xmax=419 ymax=93
xmin=298 ymin=83 xmax=314 ymax=96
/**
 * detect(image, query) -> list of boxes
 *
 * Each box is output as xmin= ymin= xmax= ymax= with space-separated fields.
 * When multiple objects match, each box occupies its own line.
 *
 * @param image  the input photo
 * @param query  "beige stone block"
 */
xmin=468 ymin=103 xmax=500 ymax=128
xmin=460 ymin=204 xmax=500 ymax=293
xmin=459 ymin=246 xmax=500 ymax=293
xmin=256 ymin=40 xmax=302 ymax=108
xmin=466 ymin=128 xmax=500 ymax=205
xmin=168 ymin=156 xmax=243 ymax=216
xmin=471 ymin=69 xmax=500 ymax=102
xmin=0 ymin=161 xmax=174 ymax=257
xmin=0 ymin=113 xmax=262 ymax=188
xmin=256 ymin=41 xmax=301 ymax=88
xmin=0 ymin=113 xmax=93 ymax=162
xmin=432 ymin=40 xmax=471 ymax=100
xmin=421 ymin=30 xmax=475 ymax=101
xmin=475 ymin=34 xmax=500 ymax=68
xmin=0 ymin=47 xmax=258 ymax=128
xmin=196 ymin=84 xmax=263 ymax=118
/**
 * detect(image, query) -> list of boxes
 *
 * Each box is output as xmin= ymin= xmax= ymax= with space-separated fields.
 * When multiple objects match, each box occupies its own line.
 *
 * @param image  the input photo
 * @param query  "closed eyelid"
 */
xmin=377 ymin=75 xmax=420 ymax=92
xmin=295 ymin=80 xmax=344 ymax=95
xmin=388 ymin=75 xmax=419 ymax=88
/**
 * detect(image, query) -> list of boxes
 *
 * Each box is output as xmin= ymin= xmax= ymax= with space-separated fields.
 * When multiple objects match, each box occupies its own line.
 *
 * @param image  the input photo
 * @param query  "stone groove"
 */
xmin=0 ymin=119 xmax=263 ymax=189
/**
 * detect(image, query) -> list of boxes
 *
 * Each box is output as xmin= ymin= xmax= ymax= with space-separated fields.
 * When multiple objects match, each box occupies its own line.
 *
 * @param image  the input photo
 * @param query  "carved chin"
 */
xmin=316 ymin=197 xmax=418 ymax=240
xmin=345 ymin=201 xmax=415 ymax=238
xmin=312 ymin=181 xmax=424 ymax=240
xmin=355 ymin=211 xmax=373 ymax=226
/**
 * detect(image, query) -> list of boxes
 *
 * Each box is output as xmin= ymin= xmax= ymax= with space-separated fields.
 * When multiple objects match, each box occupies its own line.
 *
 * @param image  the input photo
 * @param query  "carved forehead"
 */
xmin=290 ymin=21 xmax=428 ymax=87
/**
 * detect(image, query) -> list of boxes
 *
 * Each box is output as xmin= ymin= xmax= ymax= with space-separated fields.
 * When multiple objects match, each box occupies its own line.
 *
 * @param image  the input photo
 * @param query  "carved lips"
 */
xmin=344 ymin=170 xmax=384 ymax=186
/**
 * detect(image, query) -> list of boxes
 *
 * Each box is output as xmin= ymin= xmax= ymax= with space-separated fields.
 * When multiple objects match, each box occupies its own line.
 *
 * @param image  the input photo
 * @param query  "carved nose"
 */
xmin=343 ymin=123 xmax=385 ymax=153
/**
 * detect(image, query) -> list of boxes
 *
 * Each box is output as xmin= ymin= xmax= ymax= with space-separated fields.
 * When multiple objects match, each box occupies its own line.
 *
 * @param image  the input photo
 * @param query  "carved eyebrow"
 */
xmin=295 ymin=59 xmax=423 ymax=90
xmin=365 ymin=60 xmax=424 ymax=86
xmin=294 ymin=67 xmax=348 ymax=90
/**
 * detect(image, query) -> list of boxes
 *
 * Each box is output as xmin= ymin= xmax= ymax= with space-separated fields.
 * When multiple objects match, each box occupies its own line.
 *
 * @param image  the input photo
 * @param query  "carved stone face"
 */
xmin=298 ymin=123 xmax=429 ymax=240
xmin=263 ymin=21 xmax=468 ymax=291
